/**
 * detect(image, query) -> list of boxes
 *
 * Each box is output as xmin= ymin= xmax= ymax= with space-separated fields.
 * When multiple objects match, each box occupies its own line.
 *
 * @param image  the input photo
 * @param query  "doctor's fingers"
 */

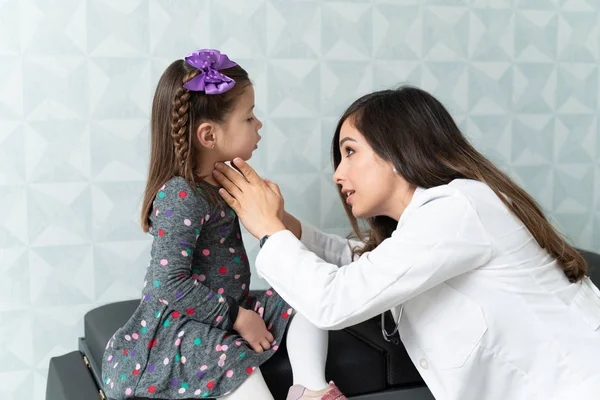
xmin=214 ymin=162 xmax=248 ymax=193
xmin=213 ymin=169 xmax=243 ymax=198
xmin=264 ymin=179 xmax=282 ymax=199
xmin=232 ymin=157 xmax=263 ymax=186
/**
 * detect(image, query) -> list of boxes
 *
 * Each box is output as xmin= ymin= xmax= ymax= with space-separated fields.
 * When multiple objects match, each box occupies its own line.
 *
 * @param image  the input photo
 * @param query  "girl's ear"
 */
xmin=196 ymin=122 xmax=218 ymax=150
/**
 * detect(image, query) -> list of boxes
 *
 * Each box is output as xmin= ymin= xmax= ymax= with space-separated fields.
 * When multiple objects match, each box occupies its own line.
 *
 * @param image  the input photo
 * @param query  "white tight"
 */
xmin=222 ymin=313 xmax=329 ymax=399
xmin=286 ymin=313 xmax=329 ymax=390
xmin=221 ymin=367 xmax=274 ymax=400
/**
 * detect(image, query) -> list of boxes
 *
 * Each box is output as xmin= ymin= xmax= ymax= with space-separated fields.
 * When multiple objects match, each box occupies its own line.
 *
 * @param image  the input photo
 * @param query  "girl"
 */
xmin=101 ymin=49 xmax=346 ymax=400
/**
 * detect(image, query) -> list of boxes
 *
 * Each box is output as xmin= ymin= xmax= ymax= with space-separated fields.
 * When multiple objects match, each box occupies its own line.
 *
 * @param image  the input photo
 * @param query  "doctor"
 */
xmin=212 ymin=86 xmax=600 ymax=400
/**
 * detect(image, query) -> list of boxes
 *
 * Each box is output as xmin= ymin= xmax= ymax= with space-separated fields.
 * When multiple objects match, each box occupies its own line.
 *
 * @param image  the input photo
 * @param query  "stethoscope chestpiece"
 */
xmin=380 ymin=305 xmax=403 ymax=344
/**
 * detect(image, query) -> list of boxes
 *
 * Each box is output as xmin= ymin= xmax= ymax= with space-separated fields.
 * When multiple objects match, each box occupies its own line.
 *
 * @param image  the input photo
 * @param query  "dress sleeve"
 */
xmin=149 ymin=178 xmax=237 ymax=331
xmin=256 ymin=188 xmax=494 ymax=330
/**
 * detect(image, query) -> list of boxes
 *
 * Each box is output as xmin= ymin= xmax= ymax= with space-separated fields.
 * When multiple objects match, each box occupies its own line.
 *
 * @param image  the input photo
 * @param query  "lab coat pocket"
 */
xmin=406 ymin=283 xmax=487 ymax=370
xmin=571 ymin=277 xmax=600 ymax=331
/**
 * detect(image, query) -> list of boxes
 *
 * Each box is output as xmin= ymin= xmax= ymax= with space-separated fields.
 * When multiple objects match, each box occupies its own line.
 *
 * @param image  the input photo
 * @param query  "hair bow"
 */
xmin=183 ymin=49 xmax=238 ymax=94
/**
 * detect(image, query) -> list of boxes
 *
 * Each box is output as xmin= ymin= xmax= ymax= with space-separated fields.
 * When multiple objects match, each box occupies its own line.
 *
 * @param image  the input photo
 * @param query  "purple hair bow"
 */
xmin=183 ymin=49 xmax=238 ymax=94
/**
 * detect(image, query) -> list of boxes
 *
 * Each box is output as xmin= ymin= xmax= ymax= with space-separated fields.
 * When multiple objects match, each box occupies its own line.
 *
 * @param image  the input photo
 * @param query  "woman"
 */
xmin=211 ymin=86 xmax=600 ymax=400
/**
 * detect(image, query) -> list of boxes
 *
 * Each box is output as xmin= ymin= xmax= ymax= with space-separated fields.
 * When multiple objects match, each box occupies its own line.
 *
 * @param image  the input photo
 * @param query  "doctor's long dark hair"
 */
xmin=332 ymin=86 xmax=587 ymax=283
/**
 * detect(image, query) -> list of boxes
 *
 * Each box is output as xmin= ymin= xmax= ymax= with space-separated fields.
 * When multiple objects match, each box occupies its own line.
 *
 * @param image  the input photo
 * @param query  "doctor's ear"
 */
xmin=196 ymin=122 xmax=218 ymax=150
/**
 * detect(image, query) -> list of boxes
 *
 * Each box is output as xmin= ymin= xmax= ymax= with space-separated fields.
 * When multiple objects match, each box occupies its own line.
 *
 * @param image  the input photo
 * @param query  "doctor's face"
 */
xmin=333 ymin=119 xmax=414 ymax=221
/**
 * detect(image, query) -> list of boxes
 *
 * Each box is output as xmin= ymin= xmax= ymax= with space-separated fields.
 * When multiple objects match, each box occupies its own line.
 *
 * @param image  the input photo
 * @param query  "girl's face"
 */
xmin=217 ymin=85 xmax=263 ymax=161
xmin=333 ymin=119 xmax=415 ymax=221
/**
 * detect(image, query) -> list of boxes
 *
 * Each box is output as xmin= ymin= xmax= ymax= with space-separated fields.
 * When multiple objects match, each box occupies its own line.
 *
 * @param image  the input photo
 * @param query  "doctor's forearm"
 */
xmin=282 ymin=211 xmax=302 ymax=240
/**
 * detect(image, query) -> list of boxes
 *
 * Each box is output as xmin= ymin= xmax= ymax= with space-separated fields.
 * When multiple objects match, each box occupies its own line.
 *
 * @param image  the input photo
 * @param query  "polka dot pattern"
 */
xmin=100 ymin=177 xmax=294 ymax=398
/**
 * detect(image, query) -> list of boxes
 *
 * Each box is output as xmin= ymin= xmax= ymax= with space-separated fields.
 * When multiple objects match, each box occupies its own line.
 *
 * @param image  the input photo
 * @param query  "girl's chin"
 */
xmin=232 ymin=154 xmax=251 ymax=162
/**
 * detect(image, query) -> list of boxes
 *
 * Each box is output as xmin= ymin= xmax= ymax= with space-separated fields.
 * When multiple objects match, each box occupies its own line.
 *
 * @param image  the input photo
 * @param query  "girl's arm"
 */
xmin=256 ymin=188 xmax=493 ymax=330
xmin=149 ymin=178 xmax=239 ymax=331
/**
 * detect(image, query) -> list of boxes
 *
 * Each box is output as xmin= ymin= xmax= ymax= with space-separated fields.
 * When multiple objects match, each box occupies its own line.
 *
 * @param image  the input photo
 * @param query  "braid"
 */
xmin=171 ymin=69 xmax=200 ymax=184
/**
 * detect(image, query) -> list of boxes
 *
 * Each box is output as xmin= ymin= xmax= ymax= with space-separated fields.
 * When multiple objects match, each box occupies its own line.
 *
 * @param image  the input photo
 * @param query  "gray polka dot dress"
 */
xmin=101 ymin=177 xmax=294 ymax=399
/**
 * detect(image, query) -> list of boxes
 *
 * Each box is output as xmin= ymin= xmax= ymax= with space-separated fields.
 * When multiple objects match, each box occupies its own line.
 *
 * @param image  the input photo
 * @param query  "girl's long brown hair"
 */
xmin=140 ymin=59 xmax=250 ymax=232
xmin=332 ymin=86 xmax=587 ymax=283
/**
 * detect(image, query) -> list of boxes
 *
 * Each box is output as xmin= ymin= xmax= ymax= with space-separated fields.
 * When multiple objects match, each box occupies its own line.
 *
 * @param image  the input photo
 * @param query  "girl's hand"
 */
xmin=233 ymin=307 xmax=275 ymax=353
xmin=213 ymin=158 xmax=285 ymax=239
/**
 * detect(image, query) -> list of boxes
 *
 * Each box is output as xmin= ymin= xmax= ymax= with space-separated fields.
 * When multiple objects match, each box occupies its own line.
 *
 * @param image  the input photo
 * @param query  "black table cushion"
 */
xmin=47 ymin=351 xmax=101 ymax=400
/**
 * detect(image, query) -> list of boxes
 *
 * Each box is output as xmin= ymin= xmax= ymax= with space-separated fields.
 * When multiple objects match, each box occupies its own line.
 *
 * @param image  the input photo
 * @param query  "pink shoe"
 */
xmin=286 ymin=381 xmax=347 ymax=400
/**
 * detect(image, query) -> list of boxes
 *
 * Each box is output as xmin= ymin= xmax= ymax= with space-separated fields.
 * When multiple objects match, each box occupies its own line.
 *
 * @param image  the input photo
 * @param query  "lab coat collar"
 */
xmin=414 ymin=186 xmax=426 ymax=198
xmin=394 ymin=186 xmax=427 ymax=223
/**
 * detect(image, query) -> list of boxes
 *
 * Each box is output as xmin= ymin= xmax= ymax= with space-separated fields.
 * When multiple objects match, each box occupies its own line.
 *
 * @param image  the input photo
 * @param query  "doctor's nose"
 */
xmin=333 ymin=164 xmax=345 ymax=184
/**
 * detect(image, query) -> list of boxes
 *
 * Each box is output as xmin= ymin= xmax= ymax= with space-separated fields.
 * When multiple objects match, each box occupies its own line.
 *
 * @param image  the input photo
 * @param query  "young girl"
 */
xmin=101 ymin=49 xmax=347 ymax=400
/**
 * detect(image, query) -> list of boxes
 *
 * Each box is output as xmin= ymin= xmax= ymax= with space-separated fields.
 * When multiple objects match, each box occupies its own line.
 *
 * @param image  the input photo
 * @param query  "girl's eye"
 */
xmin=345 ymin=147 xmax=355 ymax=157
xmin=247 ymin=117 xmax=255 ymax=122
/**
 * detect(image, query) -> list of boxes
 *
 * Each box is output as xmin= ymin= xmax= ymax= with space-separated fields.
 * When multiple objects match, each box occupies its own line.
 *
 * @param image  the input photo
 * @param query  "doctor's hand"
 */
xmin=213 ymin=158 xmax=286 ymax=240
xmin=264 ymin=178 xmax=285 ymax=222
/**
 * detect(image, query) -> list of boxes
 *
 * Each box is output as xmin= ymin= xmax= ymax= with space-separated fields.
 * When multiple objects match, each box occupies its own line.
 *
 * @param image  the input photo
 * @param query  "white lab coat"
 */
xmin=255 ymin=179 xmax=600 ymax=400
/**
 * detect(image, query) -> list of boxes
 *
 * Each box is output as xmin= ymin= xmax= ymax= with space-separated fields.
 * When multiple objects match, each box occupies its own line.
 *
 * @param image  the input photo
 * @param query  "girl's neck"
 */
xmin=201 ymin=175 xmax=221 ymax=187
xmin=195 ymin=159 xmax=222 ymax=188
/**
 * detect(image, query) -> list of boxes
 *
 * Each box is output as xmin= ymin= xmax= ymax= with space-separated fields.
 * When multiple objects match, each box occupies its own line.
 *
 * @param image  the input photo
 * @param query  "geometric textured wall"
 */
xmin=0 ymin=1 xmax=598 ymax=398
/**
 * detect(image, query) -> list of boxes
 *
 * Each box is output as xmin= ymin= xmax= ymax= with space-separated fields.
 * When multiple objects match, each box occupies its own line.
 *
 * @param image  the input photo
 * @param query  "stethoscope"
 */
xmin=380 ymin=305 xmax=403 ymax=343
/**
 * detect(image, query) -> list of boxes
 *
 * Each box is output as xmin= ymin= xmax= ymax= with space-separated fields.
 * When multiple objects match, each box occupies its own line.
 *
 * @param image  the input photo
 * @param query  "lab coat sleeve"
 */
xmin=299 ymin=221 xmax=361 ymax=266
xmin=255 ymin=190 xmax=494 ymax=330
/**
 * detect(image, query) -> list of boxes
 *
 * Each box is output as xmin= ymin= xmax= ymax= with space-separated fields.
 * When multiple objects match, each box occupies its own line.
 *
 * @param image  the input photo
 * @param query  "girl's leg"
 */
xmin=286 ymin=312 xmax=329 ymax=391
xmin=221 ymin=367 xmax=274 ymax=400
